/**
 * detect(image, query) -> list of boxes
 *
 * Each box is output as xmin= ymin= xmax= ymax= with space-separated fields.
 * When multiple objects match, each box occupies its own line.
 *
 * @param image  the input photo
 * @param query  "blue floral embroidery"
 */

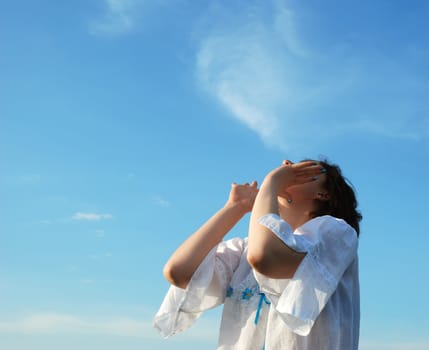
xmin=242 ymin=288 xmax=254 ymax=300
xmin=226 ymin=286 xmax=234 ymax=298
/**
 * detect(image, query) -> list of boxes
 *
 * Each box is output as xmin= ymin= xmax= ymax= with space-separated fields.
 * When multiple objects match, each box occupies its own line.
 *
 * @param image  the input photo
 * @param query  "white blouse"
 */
xmin=154 ymin=214 xmax=360 ymax=350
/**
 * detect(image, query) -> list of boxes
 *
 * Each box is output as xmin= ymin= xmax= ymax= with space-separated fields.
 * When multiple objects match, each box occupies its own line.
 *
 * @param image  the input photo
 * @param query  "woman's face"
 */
xmin=284 ymin=174 xmax=326 ymax=202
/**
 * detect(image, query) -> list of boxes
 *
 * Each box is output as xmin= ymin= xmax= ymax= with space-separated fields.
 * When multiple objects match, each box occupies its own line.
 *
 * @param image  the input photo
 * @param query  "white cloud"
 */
xmin=89 ymin=0 xmax=167 ymax=37
xmin=195 ymin=0 xmax=429 ymax=152
xmin=73 ymin=212 xmax=113 ymax=221
xmin=0 ymin=312 xmax=218 ymax=341
xmin=1 ymin=313 xmax=427 ymax=348
xmin=80 ymin=279 xmax=95 ymax=285
xmin=153 ymin=195 xmax=171 ymax=207
xmin=89 ymin=0 xmax=144 ymax=36
xmin=273 ymin=3 xmax=308 ymax=58
xmin=88 ymin=252 xmax=113 ymax=260
xmin=0 ymin=313 xmax=151 ymax=337
xmin=0 ymin=313 xmax=82 ymax=334
xmin=333 ymin=117 xmax=428 ymax=141
xmin=195 ymin=1 xmax=338 ymax=152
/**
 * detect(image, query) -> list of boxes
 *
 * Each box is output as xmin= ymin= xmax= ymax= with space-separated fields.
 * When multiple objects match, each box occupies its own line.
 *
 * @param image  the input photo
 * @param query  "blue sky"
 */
xmin=1 ymin=0 xmax=428 ymax=349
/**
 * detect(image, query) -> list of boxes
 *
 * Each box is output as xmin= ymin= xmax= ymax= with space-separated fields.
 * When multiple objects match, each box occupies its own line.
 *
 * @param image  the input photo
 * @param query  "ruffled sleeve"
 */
xmin=254 ymin=214 xmax=358 ymax=336
xmin=153 ymin=237 xmax=245 ymax=338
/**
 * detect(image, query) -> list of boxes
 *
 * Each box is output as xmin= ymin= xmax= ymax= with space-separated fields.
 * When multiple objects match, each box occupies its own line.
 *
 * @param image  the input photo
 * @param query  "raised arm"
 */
xmin=163 ymin=181 xmax=258 ymax=289
xmin=247 ymin=161 xmax=324 ymax=279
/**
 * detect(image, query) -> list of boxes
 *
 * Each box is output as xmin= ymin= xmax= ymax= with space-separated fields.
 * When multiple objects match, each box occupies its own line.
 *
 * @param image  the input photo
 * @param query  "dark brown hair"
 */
xmin=311 ymin=159 xmax=362 ymax=236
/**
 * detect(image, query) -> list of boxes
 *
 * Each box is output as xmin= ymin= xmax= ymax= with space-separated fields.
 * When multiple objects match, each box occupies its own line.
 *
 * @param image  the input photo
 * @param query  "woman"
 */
xmin=154 ymin=159 xmax=362 ymax=349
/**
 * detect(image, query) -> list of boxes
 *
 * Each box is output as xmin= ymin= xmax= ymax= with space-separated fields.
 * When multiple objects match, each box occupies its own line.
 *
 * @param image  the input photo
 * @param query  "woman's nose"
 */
xmin=282 ymin=159 xmax=293 ymax=166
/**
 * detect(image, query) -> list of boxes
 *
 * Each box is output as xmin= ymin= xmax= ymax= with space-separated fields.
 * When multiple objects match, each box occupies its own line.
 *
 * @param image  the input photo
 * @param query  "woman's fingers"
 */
xmin=293 ymin=161 xmax=325 ymax=175
xmin=292 ymin=160 xmax=319 ymax=169
xmin=232 ymin=181 xmax=258 ymax=188
xmin=277 ymin=160 xmax=325 ymax=185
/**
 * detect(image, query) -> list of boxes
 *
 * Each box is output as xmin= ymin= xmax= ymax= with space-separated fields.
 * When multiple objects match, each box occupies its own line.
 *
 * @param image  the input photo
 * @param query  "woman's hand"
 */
xmin=264 ymin=160 xmax=324 ymax=194
xmin=225 ymin=181 xmax=259 ymax=213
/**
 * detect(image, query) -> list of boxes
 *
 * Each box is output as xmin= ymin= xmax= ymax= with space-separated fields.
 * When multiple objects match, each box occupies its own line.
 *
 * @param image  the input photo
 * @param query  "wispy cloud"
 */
xmin=89 ymin=0 xmax=144 ymax=36
xmin=1 ymin=313 xmax=427 ymax=347
xmin=80 ymin=279 xmax=96 ymax=285
xmin=89 ymin=0 xmax=167 ymax=37
xmin=153 ymin=195 xmax=171 ymax=207
xmin=0 ymin=312 xmax=218 ymax=341
xmin=0 ymin=313 xmax=151 ymax=337
xmin=73 ymin=212 xmax=113 ymax=221
xmin=88 ymin=252 xmax=113 ymax=260
xmin=195 ymin=1 xmax=429 ymax=152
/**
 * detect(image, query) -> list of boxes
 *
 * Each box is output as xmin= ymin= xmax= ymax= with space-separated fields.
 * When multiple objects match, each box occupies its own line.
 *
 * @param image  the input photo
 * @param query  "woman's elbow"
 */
xmin=247 ymin=251 xmax=271 ymax=275
xmin=247 ymin=250 xmax=301 ymax=279
xmin=163 ymin=262 xmax=190 ymax=289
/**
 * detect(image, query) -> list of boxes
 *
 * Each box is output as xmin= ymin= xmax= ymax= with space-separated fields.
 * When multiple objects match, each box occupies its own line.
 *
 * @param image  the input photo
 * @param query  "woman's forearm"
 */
xmin=163 ymin=202 xmax=247 ymax=289
xmin=248 ymin=178 xmax=281 ymax=264
xmin=247 ymin=177 xmax=304 ymax=279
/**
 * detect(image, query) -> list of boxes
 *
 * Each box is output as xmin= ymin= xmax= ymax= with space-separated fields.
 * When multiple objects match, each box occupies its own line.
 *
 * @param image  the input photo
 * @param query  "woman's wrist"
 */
xmin=223 ymin=200 xmax=252 ymax=216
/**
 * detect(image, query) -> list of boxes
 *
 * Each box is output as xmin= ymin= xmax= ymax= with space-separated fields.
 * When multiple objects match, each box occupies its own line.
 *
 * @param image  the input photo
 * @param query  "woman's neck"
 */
xmin=278 ymin=198 xmax=312 ymax=231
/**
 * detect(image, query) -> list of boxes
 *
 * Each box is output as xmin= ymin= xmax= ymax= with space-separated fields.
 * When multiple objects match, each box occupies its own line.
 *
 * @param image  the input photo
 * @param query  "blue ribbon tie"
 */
xmin=254 ymin=292 xmax=271 ymax=325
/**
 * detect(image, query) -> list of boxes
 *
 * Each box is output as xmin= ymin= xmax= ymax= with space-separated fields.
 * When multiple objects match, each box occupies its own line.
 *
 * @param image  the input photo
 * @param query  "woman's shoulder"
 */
xmin=305 ymin=215 xmax=355 ymax=232
xmin=299 ymin=215 xmax=358 ymax=245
